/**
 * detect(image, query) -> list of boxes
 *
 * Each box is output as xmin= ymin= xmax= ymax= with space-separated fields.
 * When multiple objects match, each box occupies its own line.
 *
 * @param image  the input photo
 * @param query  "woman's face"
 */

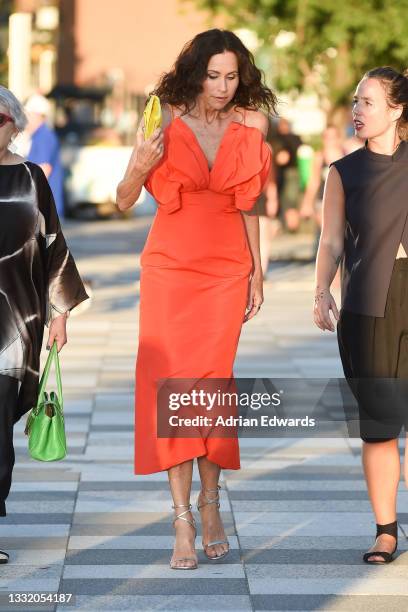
xmin=352 ymin=77 xmax=402 ymax=140
xmin=200 ymin=51 xmax=239 ymax=110
xmin=0 ymin=103 xmax=17 ymax=151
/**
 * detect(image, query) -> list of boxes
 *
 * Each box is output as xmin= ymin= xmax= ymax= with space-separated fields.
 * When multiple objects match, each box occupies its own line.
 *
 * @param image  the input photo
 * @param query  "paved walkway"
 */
xmin=1 ymin=218 xmax=407 ymax=612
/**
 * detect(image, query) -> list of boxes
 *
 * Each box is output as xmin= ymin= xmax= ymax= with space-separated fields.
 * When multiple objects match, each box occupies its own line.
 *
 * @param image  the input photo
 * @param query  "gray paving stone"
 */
xmin=55 ymin=594 xmax=252 ymax=611
xmin=238 ymin=536 xmax=407 ymax=550
xmin=251 ymin=594 xmax=408 ymax=611
xmin=0 ymin=565 xmax=62 ymax=579
xmin=64 ymin=549 xmax=242 ymax=565
xmin=1 ymin=514 xmax=73 ymax=524
xmin=0 ymin=579 xmax=60 ymax=591
xmin=73 ymin=499 xmax=230 ymax=513
xmin=5 ymin=502 xmax=76 ymax=514
xmin=63 ymin=564 xmax=245 ymax=579
xmin=67 ymin=535 xmax=240 ymax=550
xmin=0 ymin=538 xmax=68 ymax=550
xmin=226 ymin=479 xmax=368 ymax=491
xmin=69 ymin=519 xmax=235 ymax=534
xmin=246 ymin=563 xmax=408 ymax=578
xmin=78 ymin=481 xmax=201 ymax=491
xmin=242 ymin=548 xmax=408 ymax=564
xmin=248 ymin=576 xmax=408 ymax=595
xmin=60 ymin=578 xmax=249 ymax=595
xmin=0 ymin=525 xmax=69 ymax=536
xmin=3 ymin=549 xmax=66 ymax=565
xmin=229 ymin=490 xmax=369 ymax=499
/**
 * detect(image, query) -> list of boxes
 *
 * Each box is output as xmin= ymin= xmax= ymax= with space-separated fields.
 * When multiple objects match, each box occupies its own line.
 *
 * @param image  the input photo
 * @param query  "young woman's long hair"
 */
xmin=152 ymin=29 xmax=278 ymax=116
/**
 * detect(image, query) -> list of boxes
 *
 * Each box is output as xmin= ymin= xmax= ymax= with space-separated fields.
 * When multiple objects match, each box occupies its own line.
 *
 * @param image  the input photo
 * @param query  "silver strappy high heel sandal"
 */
xmin=170 ymin=502 xmax=198 ymax=570
xmin=197 ymin=485 xmax=229 ymax=560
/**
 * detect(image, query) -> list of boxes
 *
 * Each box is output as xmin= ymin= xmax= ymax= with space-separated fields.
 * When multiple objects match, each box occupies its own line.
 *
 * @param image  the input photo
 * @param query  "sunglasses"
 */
xmin=0 ymin=112 xmax=14 ymax=127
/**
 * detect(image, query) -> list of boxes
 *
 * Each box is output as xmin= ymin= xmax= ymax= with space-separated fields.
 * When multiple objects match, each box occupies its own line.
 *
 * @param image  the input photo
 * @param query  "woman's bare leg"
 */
xmin=362 ymin=439 xmax=400 ymax=561
xmin=168 ymin=459 xmax=196 ymax=568
xmin=404 ymin=434 xmax=408 ymax=488
xmin=197 ymin=456 xmax=228 ymax=558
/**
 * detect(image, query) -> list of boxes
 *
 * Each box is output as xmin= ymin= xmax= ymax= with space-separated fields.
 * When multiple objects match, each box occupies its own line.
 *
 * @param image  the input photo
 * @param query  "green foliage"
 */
xmin=193 ymin=0 xmax=408 ymax=109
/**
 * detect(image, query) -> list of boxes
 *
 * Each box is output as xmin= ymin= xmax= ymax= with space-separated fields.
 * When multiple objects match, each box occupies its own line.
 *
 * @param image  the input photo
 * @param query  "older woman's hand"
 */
xmin=47 ymin=314 xmax=68 ymax=352
xmin=133 ymin=124 xmax=164 ymax=176
xmin=244 ymin=271 xmax=264 ymax=323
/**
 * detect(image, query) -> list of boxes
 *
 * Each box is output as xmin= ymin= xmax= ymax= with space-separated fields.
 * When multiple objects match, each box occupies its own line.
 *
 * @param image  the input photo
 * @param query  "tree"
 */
xmin=192 ymin=0 xmax=408 ymax=114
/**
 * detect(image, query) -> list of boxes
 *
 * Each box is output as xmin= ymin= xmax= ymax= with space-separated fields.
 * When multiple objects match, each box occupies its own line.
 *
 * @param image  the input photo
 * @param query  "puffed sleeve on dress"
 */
xmin=233 ymin=131 xmax=272 ymax=212
xmin=33 ymin=164 xmax=89 ymax=325
xmin=145 ymin=160 xmax=182 ymax=214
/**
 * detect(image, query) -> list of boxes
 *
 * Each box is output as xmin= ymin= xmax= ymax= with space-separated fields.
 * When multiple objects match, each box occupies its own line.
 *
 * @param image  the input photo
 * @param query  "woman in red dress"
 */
xmin=117 ymin=29 xmax=277 ymax=570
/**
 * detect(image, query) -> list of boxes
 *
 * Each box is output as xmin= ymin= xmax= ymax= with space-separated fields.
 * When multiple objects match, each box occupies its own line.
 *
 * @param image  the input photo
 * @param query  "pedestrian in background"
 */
xmin=25 ymin=94 xmax=65 ymax=218
xmin=314 ymin=66 xmax=408 ymax=564
xmin=117 ymin=28 xmax=276 ymax=570
xmin=0 ymin=86 xmax=88 ymax=565
xmin=300 ymin=125 xmax=346 ymax=256
xmin=272 ymin=117 xmax=303 ymax=232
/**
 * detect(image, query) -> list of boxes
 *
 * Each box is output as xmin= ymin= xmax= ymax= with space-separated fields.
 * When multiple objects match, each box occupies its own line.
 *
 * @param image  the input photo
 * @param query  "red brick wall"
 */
xmin=71 ymin=0 xmax=223 ymax=93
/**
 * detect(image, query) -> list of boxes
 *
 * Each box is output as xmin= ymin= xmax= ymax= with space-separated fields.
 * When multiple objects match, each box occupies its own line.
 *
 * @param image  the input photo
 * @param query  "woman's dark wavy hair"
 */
xmin=364 ymin=66 xmax=408 ymax=140
xmin=152 ymin=29 xmax=278 ymax=116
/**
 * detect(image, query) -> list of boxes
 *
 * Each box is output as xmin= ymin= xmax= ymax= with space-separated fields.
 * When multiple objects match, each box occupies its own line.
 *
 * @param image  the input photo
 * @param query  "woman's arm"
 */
xmin=242 ymin=210 xmax=263 ymax=322
xmin=242 ymin=211 xmax=262 ymax=276
xmin=31 ymin=163 xmax=88 ymax=354
xmin=47 ymin=313 xmax=68 ymax=352
xmin=314 ymin=165 xmax=345 ymax=332
xmin=240 ymin=110 xmax=271 ymax=322
xmin=116 ymin=113 xmax=166 ymax=211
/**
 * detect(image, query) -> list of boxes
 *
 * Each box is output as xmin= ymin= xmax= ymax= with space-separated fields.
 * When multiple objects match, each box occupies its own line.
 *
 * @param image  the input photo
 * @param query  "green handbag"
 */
xmin=24 ymin=341 xmax=67 ymax=461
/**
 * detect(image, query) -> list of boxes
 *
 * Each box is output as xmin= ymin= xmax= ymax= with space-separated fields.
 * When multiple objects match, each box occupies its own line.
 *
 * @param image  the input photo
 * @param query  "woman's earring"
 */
xmin=8 ymin=139 xmax=17 ymax=154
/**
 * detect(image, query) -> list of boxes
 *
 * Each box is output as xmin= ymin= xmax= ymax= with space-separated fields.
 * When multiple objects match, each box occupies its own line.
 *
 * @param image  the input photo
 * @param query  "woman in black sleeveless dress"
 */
xmin=314 ymin=67 xmax=408 ymax=564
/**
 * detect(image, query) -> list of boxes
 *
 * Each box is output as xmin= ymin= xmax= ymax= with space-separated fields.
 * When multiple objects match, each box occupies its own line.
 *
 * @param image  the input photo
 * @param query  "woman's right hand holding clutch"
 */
xmin=313 ymin=286 xmax=339 ymax=332
xmin=116 ymin=122 xmax=164 ymax=211
xmin=133 ymin=122 xmax=164 ymax=176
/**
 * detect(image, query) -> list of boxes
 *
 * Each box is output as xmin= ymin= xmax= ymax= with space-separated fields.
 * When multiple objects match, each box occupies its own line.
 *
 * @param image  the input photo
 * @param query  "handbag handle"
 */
xmin=36 ymin=341 xmax=63 ymax=412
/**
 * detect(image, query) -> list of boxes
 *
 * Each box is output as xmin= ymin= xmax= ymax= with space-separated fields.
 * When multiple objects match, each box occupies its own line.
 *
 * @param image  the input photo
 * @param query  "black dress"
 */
xmin=333 ymin=141 xmax=408 ymax=442
xmin=0 ymin=161 xmax=88 ymax=516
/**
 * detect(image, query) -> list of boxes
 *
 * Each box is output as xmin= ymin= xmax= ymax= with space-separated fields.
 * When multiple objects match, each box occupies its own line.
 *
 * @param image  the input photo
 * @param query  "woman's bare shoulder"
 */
xmin=161 ymin=103 xmax=172 ymax=129
xmin=161 ymin=102 xmax=185 ymax=129
xmin=236 ymin=108 xmax=269 ymax=137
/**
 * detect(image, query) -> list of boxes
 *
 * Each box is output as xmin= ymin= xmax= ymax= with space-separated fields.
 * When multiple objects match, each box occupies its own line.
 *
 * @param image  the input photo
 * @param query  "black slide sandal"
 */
xmin=0 ymin=550 xmax=9 ymax=564
xmin=363 ymin=520 xmax=398 ymax=564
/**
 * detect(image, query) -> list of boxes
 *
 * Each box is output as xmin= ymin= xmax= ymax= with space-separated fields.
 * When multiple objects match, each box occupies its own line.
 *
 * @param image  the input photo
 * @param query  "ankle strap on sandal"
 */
xmin=172 ymin=503 xmax=196 ymax=530
xmin=172 ymin=502 xmax=193 ymax=515
xmin=197 ymin=485 xmax=221 ymax=510
xmin=376 ymin=520 xmax=398 ymax=539
xmin=200 ymin=485 xmax=221 ymax=496
xmin=172 ymin=503 xmax=192 ymax=508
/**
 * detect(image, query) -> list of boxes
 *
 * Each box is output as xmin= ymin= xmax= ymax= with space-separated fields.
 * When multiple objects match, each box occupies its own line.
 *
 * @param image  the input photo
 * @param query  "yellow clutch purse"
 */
xmin=143 ymin=95 xmax=162 ymax=140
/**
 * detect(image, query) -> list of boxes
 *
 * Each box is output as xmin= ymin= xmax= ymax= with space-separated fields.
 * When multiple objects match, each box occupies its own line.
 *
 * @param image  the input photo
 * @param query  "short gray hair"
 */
xmin=0 ymin=86 xmax=28 ymax=131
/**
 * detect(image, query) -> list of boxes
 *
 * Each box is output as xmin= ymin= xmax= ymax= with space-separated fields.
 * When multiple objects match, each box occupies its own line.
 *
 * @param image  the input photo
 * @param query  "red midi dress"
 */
xmin=135 ymin=114 xmax=271 ymax=474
